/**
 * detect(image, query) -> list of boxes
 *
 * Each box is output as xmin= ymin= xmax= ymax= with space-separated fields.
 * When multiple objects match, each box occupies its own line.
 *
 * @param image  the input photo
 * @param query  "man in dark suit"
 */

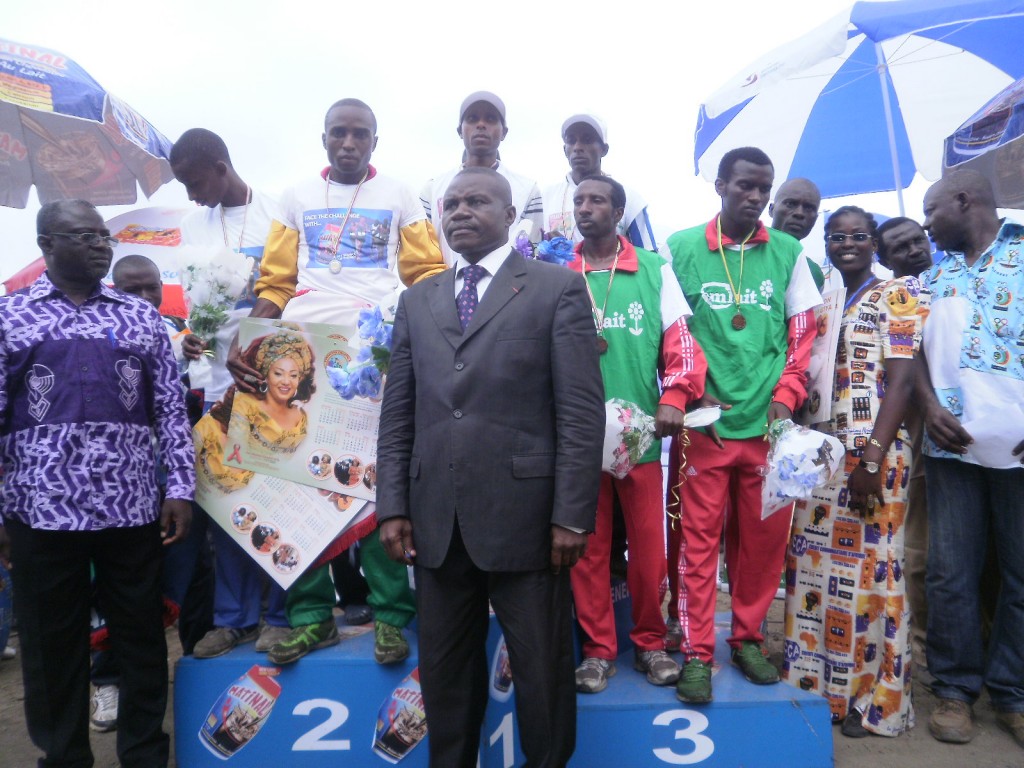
xmin=377 ymin=167 xmax=605 ymax=768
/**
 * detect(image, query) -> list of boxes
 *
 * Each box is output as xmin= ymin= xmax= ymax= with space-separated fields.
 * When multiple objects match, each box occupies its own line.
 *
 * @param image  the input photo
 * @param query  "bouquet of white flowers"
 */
xmin=761 ymin=419 xmax=844 ymax=519
xmin=177 ymin=246 xmax=254 ymax=389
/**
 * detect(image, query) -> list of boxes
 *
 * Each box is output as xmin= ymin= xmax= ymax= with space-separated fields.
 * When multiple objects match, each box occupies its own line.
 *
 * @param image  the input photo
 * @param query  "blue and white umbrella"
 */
xmin=944 ymin=75 xmax=1024 ymax=208
xmin=694 ymin=0 xmax=1024 ymax=213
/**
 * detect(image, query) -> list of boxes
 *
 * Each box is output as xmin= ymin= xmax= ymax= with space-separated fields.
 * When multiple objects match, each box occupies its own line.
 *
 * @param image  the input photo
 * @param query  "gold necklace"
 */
xmin=580 ymin=238 xmax=622 ymax=354
xmin=323 ymin=169 xmax=369 ymax=274
xmin=716 ymin=216 xmax=754 ymax=331
xmin=220 ymin=186 xmax=251 ymax=251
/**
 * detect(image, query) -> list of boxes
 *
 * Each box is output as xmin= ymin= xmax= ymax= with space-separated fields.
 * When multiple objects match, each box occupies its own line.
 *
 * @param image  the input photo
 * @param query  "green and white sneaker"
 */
xmin=267 ymin=620 xmax=340 ymax=665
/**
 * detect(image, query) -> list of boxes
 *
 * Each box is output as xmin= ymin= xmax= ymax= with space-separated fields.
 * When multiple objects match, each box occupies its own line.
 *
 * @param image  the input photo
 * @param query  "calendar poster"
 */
xmin=194 ymin=411 xmax=368 ymax=588
xmin=796 ymin=288 xmax=845 ymax=427
xmin=224 ymin=317 xmax=382 ymax=502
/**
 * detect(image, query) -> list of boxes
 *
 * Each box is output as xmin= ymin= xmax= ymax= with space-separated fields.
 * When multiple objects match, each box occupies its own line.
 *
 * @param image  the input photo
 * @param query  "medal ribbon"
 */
xmin=716 ymin=217 xmax=754 ymax=325
xmin=323 ymin=169 xmax=369 ymax=266
xmin=580 ymin=239 xmax=622 ymax=340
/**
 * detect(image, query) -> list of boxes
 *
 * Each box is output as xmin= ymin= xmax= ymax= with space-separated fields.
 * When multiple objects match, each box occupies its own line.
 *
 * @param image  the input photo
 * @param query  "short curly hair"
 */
xmin=251 ymin=524 xmax=277 ymax=550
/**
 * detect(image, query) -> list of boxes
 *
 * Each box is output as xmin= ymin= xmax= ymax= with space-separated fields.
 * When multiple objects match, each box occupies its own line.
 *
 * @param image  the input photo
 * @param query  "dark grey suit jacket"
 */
xmin=376 ymin=251 xmax=605 ymax=571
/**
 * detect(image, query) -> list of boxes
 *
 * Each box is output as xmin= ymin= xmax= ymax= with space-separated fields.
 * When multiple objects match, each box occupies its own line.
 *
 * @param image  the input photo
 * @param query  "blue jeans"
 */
xmin=925 ymin=456 xmax=1024 ymax=712
xmin=210 ymin=521 xmax=287 ymax=629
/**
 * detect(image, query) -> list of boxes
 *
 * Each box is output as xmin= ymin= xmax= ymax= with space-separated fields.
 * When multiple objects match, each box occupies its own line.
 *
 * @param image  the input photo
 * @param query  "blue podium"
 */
xmin=175 ymin=610 xmax=833 ymax=767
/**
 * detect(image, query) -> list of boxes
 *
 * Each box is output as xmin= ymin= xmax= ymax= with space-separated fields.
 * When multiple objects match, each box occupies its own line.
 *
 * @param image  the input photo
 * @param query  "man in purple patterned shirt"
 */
xmin=0 ymin=200 xmax=195 ymax=768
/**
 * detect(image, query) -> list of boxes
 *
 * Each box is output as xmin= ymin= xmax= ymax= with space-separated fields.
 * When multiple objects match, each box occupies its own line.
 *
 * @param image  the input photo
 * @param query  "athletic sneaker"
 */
xmin=675 ymin=658 xmax=712 ymax=703
xmin=373 ymin=621 xmax=410 ymax=665
xmin=193 ymin=625 xmax=258 ymax=659
xmin=575 ymin=657 xmax=616 ymax=693
xmin=89 ymin=685 xmax=118 ymax=732
xmin=730 ymin=640 xmax=780 ymax=684
xmin=255 ymin=623 xmax=292 ymax=653
xmin=634 ymin=649 xmax=681 ymax=685
xmin=268 ymin=620 xmax=340 ymax=665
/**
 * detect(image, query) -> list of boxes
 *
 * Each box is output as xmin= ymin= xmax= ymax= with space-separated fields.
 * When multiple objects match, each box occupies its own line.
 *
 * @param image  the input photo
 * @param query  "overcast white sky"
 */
xmin=1 ymin=0 xmax=936 ymax=282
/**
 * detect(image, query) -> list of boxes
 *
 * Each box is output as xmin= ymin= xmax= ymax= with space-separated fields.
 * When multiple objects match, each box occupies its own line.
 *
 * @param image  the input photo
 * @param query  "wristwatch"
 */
xmin=858 ymin=459 xmax=880 ymax=474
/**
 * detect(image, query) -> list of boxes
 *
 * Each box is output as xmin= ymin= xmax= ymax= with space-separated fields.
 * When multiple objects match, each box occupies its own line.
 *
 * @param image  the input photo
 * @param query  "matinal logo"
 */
xmin=26 ymin=364 xmax=55 ymax=421
xmin=200 ymin=665 xmax=282 ymax=758
xmin=374 ymin=668 xmax=428 ymax=762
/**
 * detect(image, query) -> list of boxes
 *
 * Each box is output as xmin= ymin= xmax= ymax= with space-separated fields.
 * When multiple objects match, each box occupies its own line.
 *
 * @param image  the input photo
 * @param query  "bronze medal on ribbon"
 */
xmin=731 ymin=311 xmax=747 ymax=331
xmin=596 ymin=335 xmax=609 ymax=354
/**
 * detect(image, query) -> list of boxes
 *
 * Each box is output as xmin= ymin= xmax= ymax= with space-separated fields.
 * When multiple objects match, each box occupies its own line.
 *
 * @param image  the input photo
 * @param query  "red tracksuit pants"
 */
xmin=671 ymin=431 xmax=791 ymax=663
xmin=571 ymin=461 xmax=667 ymax=660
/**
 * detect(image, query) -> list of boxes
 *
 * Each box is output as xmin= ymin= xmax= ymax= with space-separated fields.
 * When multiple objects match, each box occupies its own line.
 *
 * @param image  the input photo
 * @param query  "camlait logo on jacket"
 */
xmin=700 ymin=279 xmax=775 ymax=313
xmin=600 ymin=301 xmax=649 ymax=338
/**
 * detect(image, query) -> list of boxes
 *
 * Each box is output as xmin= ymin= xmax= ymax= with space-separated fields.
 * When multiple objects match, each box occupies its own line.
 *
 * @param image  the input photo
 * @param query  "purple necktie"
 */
xmin=457 ymin=264 xmax=487 ymax=331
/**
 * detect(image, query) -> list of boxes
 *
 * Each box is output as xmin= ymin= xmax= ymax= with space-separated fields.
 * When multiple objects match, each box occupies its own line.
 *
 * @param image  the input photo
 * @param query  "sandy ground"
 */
xmin=1 ymin=599 xmax=1022 ymax=767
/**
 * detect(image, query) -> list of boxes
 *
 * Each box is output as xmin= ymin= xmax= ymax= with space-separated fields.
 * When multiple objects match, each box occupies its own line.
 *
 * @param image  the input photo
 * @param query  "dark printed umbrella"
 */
xmin=944 ymin=75 xmax=1024 ymax=208
xmin=0 ymin=38 xmax=174 ymax=209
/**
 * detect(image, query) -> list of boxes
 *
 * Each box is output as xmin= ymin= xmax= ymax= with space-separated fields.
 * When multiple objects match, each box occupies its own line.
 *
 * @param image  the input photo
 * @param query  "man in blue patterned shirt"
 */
xmin=919 ymin=170 xmax=1024 ymax=749
xmin=0 ymin=200 xmax=195 ymax=768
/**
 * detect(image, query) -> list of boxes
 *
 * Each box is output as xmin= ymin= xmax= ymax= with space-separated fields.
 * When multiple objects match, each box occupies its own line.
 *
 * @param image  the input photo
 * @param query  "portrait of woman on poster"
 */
xmin=224 ymin=330 xmax=316 ymax=454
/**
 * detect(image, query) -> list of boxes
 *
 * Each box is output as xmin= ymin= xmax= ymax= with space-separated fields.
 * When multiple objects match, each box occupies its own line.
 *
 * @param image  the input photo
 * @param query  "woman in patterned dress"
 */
xmin=782 ymin=206 xmax=929 ymax=738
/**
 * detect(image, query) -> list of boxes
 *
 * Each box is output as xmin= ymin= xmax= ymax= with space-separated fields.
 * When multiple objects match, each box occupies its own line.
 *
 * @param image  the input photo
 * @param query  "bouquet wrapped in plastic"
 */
xmin=326 ymin=304 xmax=394 ymax=401
xmin=177 ymin=246 xmax=254 ymax=389
xmin=761 ymin=419 xmax=844 ymax=519
xmin=513 ymin=232 xmax=575 ymax=266
xmin=602 ymin=399 xmax=655 ymax=479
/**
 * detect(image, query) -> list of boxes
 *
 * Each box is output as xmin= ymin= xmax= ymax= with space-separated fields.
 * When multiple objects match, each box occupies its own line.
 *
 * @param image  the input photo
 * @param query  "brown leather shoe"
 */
xmin=928 ymin=698 xmax=975 ymax=744
xmin=996 ymin=710 xmax=1024 ymax=748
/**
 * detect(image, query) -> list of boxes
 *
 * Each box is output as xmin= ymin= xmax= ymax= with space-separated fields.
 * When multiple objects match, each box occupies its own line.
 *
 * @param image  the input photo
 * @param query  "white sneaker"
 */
xmin=89 ymin=685 xmax=118 ymax=732
xmin=1 ymin=645 xmax=15 ymax=660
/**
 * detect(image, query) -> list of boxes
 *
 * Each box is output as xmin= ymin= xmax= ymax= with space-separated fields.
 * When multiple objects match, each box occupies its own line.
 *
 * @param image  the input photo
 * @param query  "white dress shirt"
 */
xmin=453 ymin=241 xmax=512 ymax=299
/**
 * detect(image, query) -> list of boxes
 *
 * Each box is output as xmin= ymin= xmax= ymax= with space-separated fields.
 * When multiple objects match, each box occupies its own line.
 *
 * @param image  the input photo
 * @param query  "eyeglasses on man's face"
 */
xmin=48 ymin=232 xmax=119 ymax=247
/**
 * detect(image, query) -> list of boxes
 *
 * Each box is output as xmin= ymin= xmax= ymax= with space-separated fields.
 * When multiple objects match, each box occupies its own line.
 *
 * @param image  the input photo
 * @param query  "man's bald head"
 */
xmin=940 ymin=169 xmax=997 ymax=208
xmin=452 ymin=166 xmax=513 ymax=205
xmin=770 ymin=178 xmax=821 ymax=241
xmin=924 ymin=169 xmax=1000 ymax=255
xmin=441 ymin=167 xmax=516 ymax=262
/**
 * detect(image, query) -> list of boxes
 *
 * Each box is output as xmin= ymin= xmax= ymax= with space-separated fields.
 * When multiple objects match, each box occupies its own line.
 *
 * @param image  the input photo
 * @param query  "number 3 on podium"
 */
xmin=652 ymin=709 xmax=714 ymax=764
